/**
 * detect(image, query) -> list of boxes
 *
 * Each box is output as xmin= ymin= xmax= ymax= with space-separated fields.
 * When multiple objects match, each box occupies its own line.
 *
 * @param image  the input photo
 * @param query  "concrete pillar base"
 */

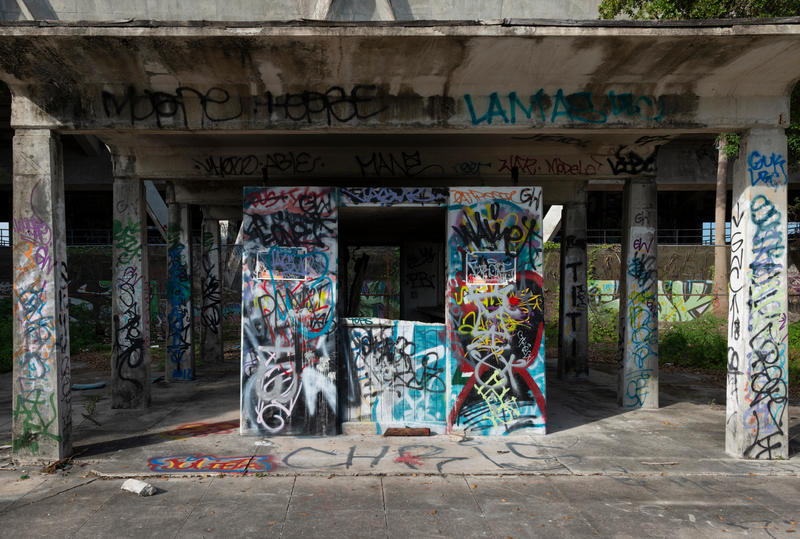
xmin=558 ymin=199 xmax=589 ymax=379
xmin=200 ymin=217 xmax=223 ymax=364
xmin=166 ymin=183 xmax=195 ymax=381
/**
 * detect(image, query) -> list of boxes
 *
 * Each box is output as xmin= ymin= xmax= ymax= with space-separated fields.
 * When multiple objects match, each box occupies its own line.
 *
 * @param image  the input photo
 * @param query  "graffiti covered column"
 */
xmin=726 ymin=128 xmax=789 ymax=459
xmin=617 ymin=176 xmax=658 ymax=409
xmin=11 ymin=127 xmax=72 ymax=463
xmin=241 ymin=187 xmax=338 ymax=436
xmin=558 ymin=200 xmax=589 ymax=379
xmin=447 ymin=187 xmax=545 ymax=434
xmin=111 ymin=175 xmax=150 ymax=408
xmin=166 ymin=182 xmax=194 ymax=381
xmin=200 ymin=217 xmax=223 ymax=364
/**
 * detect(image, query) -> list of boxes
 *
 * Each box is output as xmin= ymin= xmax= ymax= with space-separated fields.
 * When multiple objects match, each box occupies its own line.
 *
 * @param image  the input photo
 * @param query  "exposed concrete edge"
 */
xmin=0 ymin=16 xmax=798 ymax=29
xmin=86 ymin=469 xmax=797 ymax=479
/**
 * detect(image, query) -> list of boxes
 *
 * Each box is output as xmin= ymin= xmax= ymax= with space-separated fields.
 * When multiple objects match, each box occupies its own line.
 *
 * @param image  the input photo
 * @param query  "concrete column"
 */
xmin=200 ymin=217 xmax=223 ymax=363
xmin=617 ymin=176 xmax=658 ymax=409
xmin=726 ymin=128 xmax=789 ymax=459
xmin=558 ymin=201 xmax=589 ymax=379
xmin=111 ymin=176 xmax=151 ymax=408
xmin=166 ymin=183 xmax=194 ymax=381
xmin=11 ymin=128 xmax=72 ymax=463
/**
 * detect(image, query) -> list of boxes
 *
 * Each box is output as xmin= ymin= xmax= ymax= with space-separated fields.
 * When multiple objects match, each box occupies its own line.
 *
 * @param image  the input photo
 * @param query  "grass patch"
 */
xmin=659 ymin=314 xmax=727 ymax=370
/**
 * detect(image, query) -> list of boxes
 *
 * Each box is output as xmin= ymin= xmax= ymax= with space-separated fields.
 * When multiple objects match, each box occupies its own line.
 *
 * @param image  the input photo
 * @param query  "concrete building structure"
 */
xmin=0 ymin=1 xmax=798 ymax=463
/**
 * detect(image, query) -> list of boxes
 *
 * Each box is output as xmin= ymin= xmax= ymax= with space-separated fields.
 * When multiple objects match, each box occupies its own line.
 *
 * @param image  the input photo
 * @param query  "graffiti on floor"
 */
xmin=588 ymin=279 xmax=715 ymax=322
xmin=148 ymin=454 xmax=274 ymax=473
xmin=159 ymin=420 xmax=240 ymax=440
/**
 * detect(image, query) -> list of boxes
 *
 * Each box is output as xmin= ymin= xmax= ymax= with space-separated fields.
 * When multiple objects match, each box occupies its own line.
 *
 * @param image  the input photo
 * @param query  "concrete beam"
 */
xmin=726 ymin=128 xmax=789 ymax=459
xmin=11 ymin=127 xmax=73 ymax=464
xmin=1 ymin=24 xmax=797 ymax=133
xmin=617 ymin=176 xmax=659 ymax=409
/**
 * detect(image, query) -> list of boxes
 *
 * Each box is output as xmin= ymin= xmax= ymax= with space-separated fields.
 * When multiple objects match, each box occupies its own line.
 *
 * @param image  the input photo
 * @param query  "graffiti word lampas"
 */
xmin=447 ymin=187 xmax=546 ymax=435
xmin=241 ymin=187 xmax=338 ymax=436
xmin=148 ymin=454 xmax=273 ymax=473
xmin=464 ymin=90 xmax=666 ymax=125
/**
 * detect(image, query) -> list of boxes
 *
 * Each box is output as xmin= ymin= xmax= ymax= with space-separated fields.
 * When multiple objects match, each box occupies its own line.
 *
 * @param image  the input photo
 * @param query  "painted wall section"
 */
xmin=590 ymin=279 xmax=715 ymax=322
xmin=11 ymin=129 xmax=72 ymax=463
xmin=446 ymin=187 xmax=545 ymax=435
xmin=341 ymin=318 xmax=446 ymax=433
xmin=726 ymin=129 xmax=789 ymax=459
xmin=241 ymin=187 xmax=338 ymax=436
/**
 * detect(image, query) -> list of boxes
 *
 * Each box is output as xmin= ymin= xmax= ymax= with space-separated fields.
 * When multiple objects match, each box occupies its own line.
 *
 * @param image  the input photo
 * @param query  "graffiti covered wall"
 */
xmin=446 ymin=187 xmax=545 ymax=435
xmin=589 ymin=279 xmax=715 ymax=322
xmin=340 ymin=319 xmax=446 ymax=433
xmin=241 ymin=187 xmax=338 ymax=436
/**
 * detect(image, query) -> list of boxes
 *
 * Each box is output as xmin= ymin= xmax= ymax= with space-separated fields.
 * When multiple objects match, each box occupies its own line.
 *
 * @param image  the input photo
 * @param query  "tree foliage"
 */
xmin=599 ymin=0 xmax=800 ymax=20
xmin=599 ymin=0 xmax=800 ymax=169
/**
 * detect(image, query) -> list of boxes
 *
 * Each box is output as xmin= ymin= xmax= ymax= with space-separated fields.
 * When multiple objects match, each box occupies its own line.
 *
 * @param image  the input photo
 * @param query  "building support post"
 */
xmin=166 ymin=182 xmax=194 ymax=381
xmin=617 ymin=176 xmax=659 ymax=409
xmin=726 ymin=128 xmax=789 ymax=459
xmin=11 ymin=125 xmax=72 ymax=463
xmin=200 ymin=216 xmax=223 ymax=364
xmin=110 ymin=162 xmax=150 ymax=408
xmin=558 ymin=198 xmax=589 ymax=379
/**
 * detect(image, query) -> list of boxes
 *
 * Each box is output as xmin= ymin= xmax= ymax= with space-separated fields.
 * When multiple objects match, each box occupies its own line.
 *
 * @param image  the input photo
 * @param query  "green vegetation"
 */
xmin=659 ymin=314 xmax=727 ymax=369
xmin=69 ymin=302 xmax=104 ymax=350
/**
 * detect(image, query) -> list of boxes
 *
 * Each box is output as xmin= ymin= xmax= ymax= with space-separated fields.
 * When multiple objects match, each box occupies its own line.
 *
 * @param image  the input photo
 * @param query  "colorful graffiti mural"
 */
xmin=446 ymin=186 xmax=545 ymax=435
xmin=589 ymin=279 xmax=715 ymax=322
xmin=341 ymin=319 xmax=446 ymax=432
xmin=241 ymin=187 xmax=338 ymax=436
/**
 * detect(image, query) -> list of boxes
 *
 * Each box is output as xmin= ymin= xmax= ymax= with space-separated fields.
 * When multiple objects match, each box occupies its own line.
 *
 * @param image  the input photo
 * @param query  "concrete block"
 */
xmin=121 ymin=478 xmax=156 ymax=497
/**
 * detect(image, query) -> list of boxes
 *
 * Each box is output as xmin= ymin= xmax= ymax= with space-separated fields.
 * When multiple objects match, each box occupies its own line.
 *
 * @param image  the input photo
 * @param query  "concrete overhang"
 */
xmin=0 ymin=18 xmax=798 ymax=136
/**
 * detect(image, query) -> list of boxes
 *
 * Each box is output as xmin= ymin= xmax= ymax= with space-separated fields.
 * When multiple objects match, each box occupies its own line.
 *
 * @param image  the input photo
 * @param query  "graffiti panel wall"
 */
xmin=340 ymin=319 xmax=447 ymax=433
xmin=240 ymin=187 xmax=338 ymax=436
xmin=446 ymin=187 xmax=545 ymax=434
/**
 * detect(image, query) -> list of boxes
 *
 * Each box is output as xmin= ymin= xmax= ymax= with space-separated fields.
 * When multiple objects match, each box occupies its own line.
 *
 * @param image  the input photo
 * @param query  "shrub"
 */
xmin=69 ymin=301 xmax=103 ymax=350
xmin=659 ymin=314 xmax=727 ymax=370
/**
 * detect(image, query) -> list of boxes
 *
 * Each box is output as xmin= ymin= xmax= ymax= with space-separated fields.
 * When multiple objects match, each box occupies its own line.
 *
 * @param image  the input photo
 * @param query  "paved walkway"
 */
xmin=2 ymin=357 xmax=800 ymax=537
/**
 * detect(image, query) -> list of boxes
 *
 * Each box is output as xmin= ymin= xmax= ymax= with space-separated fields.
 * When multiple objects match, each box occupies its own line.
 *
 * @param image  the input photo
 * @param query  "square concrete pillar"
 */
xmin=11 ymin=128 xmax=73 ymax=463
xmin=111 ymin=176 xmax=151 ymax=408
xmin=166 ymin=183 xmax=194 ymax=381
xmin=617 ymin=176 xmax=659 ymax=409
xmin=726 ymin=128 xmax=789 ymax=459
xmin=558 ymin=201 xmax=589 ymax=379
xmin=200 ymin=218 xmax=223 ymax=363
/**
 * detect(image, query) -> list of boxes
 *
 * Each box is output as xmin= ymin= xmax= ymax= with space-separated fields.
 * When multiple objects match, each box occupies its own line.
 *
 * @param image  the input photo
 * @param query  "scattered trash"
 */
xmin=150 ymin=345 xmax=160 ymax=348
xmin=151 ymin=376 xmax=164 ymax=383
xmin=0 ymin=444 xmax=11 ymax=450
xmin=43 ymin=450 xmax=87 ymax=474
xmin=254 ymin=440 xmax=275 ymax=447
xmin=122 ymin=478 xmax=157 ymax=497
xmin=71 ymin=382 xmax=106 ymax=390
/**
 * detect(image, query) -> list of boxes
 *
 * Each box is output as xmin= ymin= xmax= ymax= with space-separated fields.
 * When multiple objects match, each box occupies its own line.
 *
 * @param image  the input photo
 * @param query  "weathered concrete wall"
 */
xmin=0 ymin=0 xmax=601 ymax=21
xmin=340 ymin=318 xmax=446 ymax=433
xmin=241 ymin=186 xmax=338 ymax=436
xmin=446 ymin=186 xmax=545 ymax=435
